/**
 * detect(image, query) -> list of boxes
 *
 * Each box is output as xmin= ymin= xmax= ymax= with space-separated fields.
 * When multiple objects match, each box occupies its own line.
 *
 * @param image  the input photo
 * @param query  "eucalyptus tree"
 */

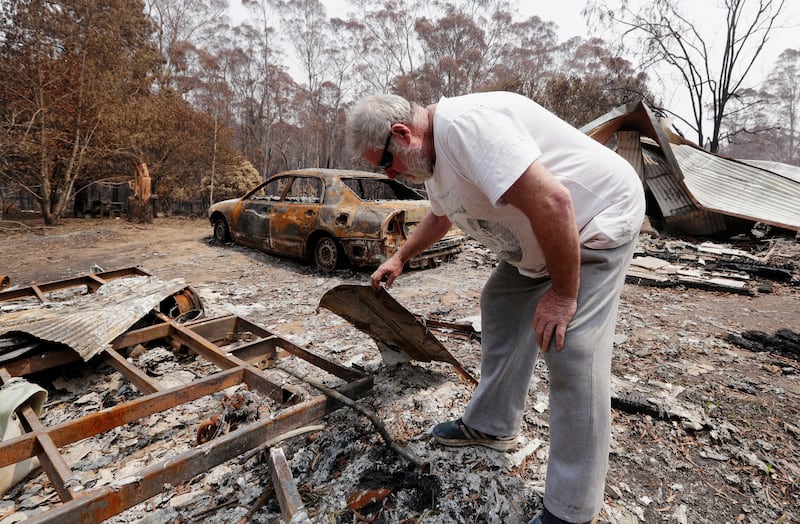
xmin=722 ymin=48 xmax=799 ymax=164
xmin=344 ymin=0 xmax=425 ymax=96
xmin=541 ymin=37 xmax=654 ymax=127
xmin=143 ymin=0 xmax=230 ymax=93
xmin=0 ymin=0 xmax=161 ymax=224
xmin=585 ymin=0 xmax=787 ymax=152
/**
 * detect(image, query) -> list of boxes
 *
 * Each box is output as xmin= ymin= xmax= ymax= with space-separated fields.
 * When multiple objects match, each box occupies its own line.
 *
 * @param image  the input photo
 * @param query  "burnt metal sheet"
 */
xmin=0 ymin=276 xmax=188 ymax=361
xmin=736 ymin=159 xmax=800 ymax=184
xmin=580 ymin=100 xmax=684 ymax=177
xmin=642 ymin=147 xmax=728 ymax=236
xmin=318 ymin=284 xmax=478 ymax=385
xmin=581 ymin=101 xmax=800 ymax=234
xmin=674 ymin=145 xmax=800 ymax=231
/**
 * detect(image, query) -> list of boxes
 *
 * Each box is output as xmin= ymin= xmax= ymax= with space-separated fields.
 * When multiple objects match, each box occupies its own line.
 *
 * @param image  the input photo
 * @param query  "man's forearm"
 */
xmin=534 ymin=189 xmax=580 ymax=298
xmin=394 ymin=212 xmax=453 ymax=264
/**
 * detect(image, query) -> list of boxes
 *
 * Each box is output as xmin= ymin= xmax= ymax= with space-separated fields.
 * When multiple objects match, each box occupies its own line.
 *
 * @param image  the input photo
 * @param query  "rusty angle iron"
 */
xmin=318 ymin=284 xmax=478 ymax=386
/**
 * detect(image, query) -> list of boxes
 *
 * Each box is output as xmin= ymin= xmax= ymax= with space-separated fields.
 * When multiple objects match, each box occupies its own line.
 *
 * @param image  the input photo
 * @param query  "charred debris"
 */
xmin=0 ymin=266 xmax=488 ymax=522
xmin=0 ymin=227 xmax=797 ymax=522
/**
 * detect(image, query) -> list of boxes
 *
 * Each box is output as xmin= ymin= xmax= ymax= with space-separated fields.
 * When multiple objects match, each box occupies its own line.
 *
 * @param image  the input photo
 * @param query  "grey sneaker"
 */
xmin=432 ymin=418 xmax=518 ymax=452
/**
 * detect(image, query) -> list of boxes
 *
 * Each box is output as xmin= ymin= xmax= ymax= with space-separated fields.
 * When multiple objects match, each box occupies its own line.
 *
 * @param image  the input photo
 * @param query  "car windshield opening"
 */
xmin=342 ymin=178 xmax=425 ymax=201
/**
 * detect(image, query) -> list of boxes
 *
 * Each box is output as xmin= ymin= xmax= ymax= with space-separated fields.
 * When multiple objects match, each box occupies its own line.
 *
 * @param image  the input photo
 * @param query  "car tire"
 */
xmin=314 ymin=236 xmax=342 ymax=273
xmin=213 ymin=218 xmax=231 ymax=243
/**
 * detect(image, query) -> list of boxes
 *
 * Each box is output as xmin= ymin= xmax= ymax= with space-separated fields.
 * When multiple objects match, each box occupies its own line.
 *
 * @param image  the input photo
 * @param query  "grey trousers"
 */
xmin=462 ymin=238 xmax=637 ymax=522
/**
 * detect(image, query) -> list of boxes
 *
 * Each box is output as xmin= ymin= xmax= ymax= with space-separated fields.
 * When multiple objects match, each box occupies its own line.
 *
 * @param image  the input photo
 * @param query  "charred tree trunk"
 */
xmin=128 ymin=161 xmax=153 ymax=224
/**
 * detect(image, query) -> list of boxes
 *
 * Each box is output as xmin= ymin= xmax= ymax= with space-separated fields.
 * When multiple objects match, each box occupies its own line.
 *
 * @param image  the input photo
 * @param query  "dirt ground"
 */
xmin=1 ymin=216 xmax=798 ymax=523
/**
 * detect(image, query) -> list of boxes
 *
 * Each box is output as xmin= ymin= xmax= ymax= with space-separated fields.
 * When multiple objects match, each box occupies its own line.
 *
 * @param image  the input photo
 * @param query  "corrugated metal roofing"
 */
xmin=583 ymin=102 xmax=800 ymax=234
xmin=0 ymin=276 xmax=187 ymax=361
xmin=737 ymin=159 xmax=800 ymax=184
xmin=674 ymin=145 xmax=800 ymax=230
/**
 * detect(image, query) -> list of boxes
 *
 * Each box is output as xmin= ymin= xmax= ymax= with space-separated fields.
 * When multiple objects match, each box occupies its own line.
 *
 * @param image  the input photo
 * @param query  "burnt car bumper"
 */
xmin=407 ymin=236 xmax=464 ymax=268
xmin=341 ymin=236 xmax=464 ymax=269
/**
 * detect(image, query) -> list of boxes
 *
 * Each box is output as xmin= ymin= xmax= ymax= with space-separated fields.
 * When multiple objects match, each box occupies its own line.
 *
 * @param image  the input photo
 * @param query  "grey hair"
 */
xmin=345 ymin=94 xmax=415 ymax=158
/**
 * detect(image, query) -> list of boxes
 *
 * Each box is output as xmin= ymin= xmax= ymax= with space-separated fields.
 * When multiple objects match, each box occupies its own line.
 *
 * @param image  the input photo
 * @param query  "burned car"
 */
xmin=209 ymin=169 xmax=465 ymax=273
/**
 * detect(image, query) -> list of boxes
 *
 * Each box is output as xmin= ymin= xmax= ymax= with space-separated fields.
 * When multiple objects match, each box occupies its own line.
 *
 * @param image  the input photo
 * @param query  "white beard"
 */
xmin=394 ymin=144 xmax=433 ymax=184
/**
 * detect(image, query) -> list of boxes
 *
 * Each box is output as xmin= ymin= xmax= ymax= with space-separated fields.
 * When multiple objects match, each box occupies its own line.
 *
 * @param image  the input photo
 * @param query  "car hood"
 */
xmin=209 ymin=198 xmax=240 ymax=215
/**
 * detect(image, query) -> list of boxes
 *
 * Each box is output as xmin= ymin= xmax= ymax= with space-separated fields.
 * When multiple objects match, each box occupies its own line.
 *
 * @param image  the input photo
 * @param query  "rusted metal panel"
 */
xmin=642 ymin=147 xmax=727 ymax=235
xmin=615 ymin=131 xmax=645 ymax=182
xmin=581 ymin=101 xmax=800 ymax=235
xmin=319 ymin=284 xmax=478 ymax=386
xmin=580 ymin=100 xmax=684 ymax=177
xmin=0 ymin=276 xmax=190 ymax=361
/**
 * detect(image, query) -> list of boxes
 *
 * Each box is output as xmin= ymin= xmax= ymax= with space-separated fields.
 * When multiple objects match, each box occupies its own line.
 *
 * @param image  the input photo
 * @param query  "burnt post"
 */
xmin=128 ymin=161 xmax=153 ymax=224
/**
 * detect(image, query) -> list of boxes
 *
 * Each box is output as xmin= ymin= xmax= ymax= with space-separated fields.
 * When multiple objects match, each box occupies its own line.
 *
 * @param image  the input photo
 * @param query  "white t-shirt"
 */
xmin=426 ymin=91 xmax=645 ymax=278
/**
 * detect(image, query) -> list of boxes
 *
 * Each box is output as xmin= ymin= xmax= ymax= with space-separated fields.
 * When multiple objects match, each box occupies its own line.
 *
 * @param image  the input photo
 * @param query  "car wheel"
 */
xmin=213 ymin=218 xmax=231 ymax=243
xmin=314 ymin=236 xmax=341 ymax=273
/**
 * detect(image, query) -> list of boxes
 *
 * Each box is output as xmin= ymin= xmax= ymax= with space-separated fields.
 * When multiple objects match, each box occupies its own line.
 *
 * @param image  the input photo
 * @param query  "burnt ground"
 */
xmin=0 ymin=216 xmax=799 ymax=523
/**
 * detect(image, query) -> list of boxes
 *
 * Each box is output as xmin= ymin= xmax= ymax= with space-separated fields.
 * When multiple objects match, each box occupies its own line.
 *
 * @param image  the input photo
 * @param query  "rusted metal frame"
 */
xmin=110 ymin=321 xmax=173 ymax=350
xmin=181 ymin=315 xmax=361 ymax=379
xmin=0 ymin=285 xmax=46 ymax=303
xmin=0 ymin=369 xmax=75 ymax=502
xmin=2 ymin=346 xmax=81 ymax=377
xmin=228 ymin=336 xmax=281 ymax=365
xmin=270 ymin=447 xmax=311 ymax=523
xmin=177 ymin=315 xmax=239 ymax=342
xmin=253 ymin=332 xmax=366 ymax=383
xmin=0 ymin=267 xmax=150 ymax=304
xmin=0 ymin=367 xmax=246 ymax=469
xmin=179 ymin=315 xmax=282 ymax=364
xmin=163 ymin=318 xmax=298 ymax=403
xmin=24 ymin=377 xmax=373 ymax=524
xmin=152 ymin=314 xmax=368 ymax=402
xmin=16 ymin=404 xmax=75 ymax=502
xmin=101 ymin=348 xmax=162 ymax=394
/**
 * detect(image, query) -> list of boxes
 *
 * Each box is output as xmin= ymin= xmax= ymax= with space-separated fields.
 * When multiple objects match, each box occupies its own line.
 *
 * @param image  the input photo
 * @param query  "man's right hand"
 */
xmin=370 ymin=255 xmax=404 ymax=290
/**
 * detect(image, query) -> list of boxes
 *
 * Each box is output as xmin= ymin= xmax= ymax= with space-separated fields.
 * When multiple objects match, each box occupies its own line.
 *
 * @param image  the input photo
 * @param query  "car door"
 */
xmin=268 ymin=175 xmax=323 ymax=257
xmin=236 ymin=176 xmax=292 ymax=250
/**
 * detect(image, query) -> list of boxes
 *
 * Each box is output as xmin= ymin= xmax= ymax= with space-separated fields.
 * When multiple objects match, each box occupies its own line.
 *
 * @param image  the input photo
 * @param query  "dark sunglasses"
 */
xmin=378 ymin=133 xmax=393 ymax=170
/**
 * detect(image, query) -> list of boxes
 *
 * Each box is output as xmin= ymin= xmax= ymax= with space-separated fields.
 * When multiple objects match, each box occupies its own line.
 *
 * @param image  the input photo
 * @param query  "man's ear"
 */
xmin=389 ymin=123 xmax=413 ymax=146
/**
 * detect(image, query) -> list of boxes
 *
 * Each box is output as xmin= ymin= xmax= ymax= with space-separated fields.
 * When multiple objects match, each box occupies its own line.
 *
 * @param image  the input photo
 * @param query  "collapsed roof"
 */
xmin=581 ymin=101 xmax=800 ymax=236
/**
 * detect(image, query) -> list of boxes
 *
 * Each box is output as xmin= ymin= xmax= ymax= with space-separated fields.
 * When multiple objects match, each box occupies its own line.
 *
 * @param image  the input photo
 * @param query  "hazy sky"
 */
xmin=229 ymin=0 xmax=799 ymax=134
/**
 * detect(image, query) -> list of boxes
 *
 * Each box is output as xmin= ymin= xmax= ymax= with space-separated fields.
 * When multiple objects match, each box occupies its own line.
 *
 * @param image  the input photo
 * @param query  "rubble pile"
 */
xmin=0 ymin=218 xmax=798 ymax=523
